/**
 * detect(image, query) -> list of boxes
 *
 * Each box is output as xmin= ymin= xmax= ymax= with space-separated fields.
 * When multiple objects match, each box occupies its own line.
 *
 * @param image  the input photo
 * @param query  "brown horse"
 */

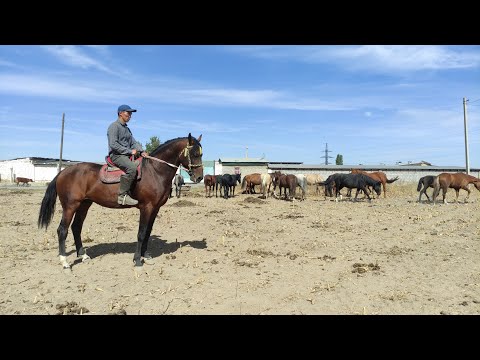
xmin=433 ymin=172 xmax=480 ymax=204
xmin=272 ymin=173 xmax=297 ymax=200
xmin=351 ymin=169 xmax=399 ymax=198
xmin=203 ymin=174 xmax=216 ymax=197
xmin=38 ymin=134 xmax=203 ymax=270
xmin=241 ymin=173 xmax=262 ymax=194
xmin=15 ymin=177 xmax=34 ymax=186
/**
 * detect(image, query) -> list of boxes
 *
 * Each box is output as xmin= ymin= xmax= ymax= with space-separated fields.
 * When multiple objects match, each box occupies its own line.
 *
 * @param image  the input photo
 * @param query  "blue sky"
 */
xmin=0 ymin=45 xmax=479 ymax=167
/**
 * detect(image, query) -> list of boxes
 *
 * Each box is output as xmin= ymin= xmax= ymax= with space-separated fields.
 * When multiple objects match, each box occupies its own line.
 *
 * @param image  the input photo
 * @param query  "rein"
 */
xmin=144 ymin=155 xmax=180 ymax=169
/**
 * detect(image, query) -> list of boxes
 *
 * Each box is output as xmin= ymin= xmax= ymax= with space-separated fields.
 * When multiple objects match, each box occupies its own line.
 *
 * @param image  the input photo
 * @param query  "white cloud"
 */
xmin=226 ymin=45 xmax=480 ymax=73
xmin=42 ymin=45 xmax=115 ymax=74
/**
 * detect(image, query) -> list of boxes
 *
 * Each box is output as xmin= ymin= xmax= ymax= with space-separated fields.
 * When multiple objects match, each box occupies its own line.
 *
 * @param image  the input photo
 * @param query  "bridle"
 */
xmin=144 ymin=144 xmax=203 ymax=177
xmin=180 ymin=144 xmax=203 ymax=176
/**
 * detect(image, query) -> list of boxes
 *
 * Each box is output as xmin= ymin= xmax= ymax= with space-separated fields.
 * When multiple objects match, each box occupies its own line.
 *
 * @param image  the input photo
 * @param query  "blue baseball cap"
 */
xmin=118 ymin=104 xmax=137 ymax=113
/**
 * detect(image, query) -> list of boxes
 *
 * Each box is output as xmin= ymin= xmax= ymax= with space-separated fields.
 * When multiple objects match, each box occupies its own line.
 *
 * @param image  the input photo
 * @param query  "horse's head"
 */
xmin=235 ymin=173 xmax=241 ymax=184
xmin=179 ymin=133 xmax=203 ymax=183
xmin=272 ymin=171 xmax=282 ymax=184
xmin=373 ymin=181 xmax=382 ymax=196
xmin=474 ymin=181 xmax=480 ymax=191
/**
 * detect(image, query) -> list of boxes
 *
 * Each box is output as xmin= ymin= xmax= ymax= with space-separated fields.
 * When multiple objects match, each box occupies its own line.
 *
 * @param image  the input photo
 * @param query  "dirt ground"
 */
xmin=1 ymin=181 xmax=479 ymax=315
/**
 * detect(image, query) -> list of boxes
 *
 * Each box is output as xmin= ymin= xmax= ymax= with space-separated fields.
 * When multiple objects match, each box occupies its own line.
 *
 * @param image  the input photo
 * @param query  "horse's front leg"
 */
xmin=134 ymin=207 xmax=159 ymax=267
xmin=463 ymin=187 xmax=471 ymax=202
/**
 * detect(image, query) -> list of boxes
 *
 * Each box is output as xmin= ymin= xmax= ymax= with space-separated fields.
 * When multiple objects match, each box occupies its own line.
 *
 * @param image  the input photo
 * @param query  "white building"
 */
xmin=0 ymin=157 xmax=81 ymax=183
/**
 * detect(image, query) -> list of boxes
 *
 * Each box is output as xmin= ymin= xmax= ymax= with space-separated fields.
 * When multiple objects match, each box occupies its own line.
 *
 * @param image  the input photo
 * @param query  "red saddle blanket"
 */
xmin=99 ymin=156 xmax=143 ymax=184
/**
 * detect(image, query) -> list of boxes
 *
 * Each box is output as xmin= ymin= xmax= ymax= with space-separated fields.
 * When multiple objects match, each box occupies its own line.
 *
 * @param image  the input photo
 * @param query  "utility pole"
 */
xmin=58 ymin=113 xmax=65 ymax=174
xmin=463 ymin=97 xmax=470 ymax=175
xmin=320 ymin=143 xmax=333 ymax=165
xmin=245 ymin=146 xmax=248 ymax=158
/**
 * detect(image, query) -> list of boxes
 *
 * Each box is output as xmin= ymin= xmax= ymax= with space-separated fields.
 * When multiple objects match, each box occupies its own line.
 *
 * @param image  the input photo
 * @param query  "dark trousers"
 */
xmin=110 ymin=154 xmax=137 ymax=194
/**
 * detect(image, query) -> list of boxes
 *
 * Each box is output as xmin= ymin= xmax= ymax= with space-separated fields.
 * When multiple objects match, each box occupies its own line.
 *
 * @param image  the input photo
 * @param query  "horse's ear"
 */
xmin=188 ymin=133 xmax=192 ymax=145
xmin=197 ymin=134 xmax=202 ymax=143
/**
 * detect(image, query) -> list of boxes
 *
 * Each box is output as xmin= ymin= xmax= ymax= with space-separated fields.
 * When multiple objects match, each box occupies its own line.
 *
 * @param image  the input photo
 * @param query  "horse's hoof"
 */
xmin=63 ymin=266 xmax=72 ymax=274
xmin=142 ymin=253 xmax=155 ymax=265
xmin=133 ymin=265 xmax=145 ymax=277
xmin=81 ymin=254 xmax=91 ymax=262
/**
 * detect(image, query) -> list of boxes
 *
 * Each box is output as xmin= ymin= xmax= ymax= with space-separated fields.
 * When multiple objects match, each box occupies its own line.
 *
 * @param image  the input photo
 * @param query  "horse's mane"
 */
xmin=150 ymin=136 xmax=201 ymax=156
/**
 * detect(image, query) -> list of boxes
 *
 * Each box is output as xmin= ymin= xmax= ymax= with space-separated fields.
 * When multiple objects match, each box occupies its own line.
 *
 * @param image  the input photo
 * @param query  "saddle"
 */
xmin=99 ymin=155 xmax=143 ymax=184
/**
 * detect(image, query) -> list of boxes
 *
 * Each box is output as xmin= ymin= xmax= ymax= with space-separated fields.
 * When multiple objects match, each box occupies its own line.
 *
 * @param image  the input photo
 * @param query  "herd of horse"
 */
xmin=203 ymin=170 xmax=480 ymax=206
xmin=35 ymin=133 xmax=480 ymax=271
xmin=202 ymin=169 xmax=400 ymax=202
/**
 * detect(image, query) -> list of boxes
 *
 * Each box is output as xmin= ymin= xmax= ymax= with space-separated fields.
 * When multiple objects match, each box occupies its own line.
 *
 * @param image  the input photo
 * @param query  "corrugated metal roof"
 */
xmin=268 ymin=164 xmax=480 ymax=171
xmin=220 ymin=158 xmax=269 ymax=164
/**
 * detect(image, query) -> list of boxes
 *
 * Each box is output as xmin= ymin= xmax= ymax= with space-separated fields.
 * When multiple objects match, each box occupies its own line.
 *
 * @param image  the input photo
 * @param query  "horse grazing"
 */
xmin=38 ymin=133 xmax=203 ymax=270
xmin=15 ymin=177 xmax=34 ymax=186
xmin=305 ymin=174 xmax=323 ymax=195
xmin=260 ymin=173 xmax=275 ymax=199
xmin=322 ymin=173 xmax=381 ymax=201
xmin=170 ymin=173 xmax=185 ymax=198
xmin=417 ymin=175 xmax=436 ymax=203
xmin=351 ymin=169 xmax=399 ymax=198
xmin=203 ymin=174 xmax=216 ymax=197
xmin=295 ymin=174 xmax=307 ymax=200
xmin=433 ymin=172 xmax=480 ymax=204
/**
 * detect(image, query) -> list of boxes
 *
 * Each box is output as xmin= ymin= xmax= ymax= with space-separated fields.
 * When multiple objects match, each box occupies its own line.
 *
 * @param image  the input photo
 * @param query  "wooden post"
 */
xmin=58 ymin=113 xmax=65 ymax=174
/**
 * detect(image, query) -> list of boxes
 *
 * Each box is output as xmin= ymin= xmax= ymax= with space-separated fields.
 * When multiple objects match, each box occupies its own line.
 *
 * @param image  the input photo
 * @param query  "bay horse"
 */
xmin=433 ymin=172 xmax=480 ymax=204
xmin=15 ymin=177 xmax=34 ymax=186
xmin=417 ymin=175 xmax=436 ymax=203
xmin=38 ymin=133 xmax=203 ymax=270
xmin=272 ymin=173 xmax=297 ymax=201
xmin=241 ymin=173 xmax=262 ymax=194
xmin=203 ymin=174 xmax=216 ymax=197
xmin=351 ymin=169 xmax=399 ymax=198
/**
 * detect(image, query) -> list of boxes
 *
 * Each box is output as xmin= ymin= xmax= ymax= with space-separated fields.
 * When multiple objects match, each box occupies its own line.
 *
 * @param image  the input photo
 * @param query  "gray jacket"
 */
xmin=107 ymin=119 xmax=144 ymax=155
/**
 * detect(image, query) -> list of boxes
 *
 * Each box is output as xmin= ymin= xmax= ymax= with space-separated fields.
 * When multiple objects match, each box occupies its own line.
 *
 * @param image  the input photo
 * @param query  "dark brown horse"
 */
xmin=351 ymin=169 xmax=399 ymax=198
xmin=203 ymin=174 xmax=216 ymax=197
xmin=38 ymin=134 xmax=203 ymax=270
xmin=272 ymin=173 xmax=297 ymax=200
xmin=433 ymin=172 xmax=480 ymax=204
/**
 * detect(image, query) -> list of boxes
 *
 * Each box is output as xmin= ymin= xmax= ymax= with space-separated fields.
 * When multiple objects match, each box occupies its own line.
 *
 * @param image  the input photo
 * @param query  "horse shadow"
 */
xmin=69 ymin=236 xmax=207 ymax=265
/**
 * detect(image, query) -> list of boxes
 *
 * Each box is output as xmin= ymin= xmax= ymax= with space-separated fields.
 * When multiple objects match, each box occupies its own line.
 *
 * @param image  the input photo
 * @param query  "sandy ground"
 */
xmin=0 ymin=181 xmax=479 ymax=315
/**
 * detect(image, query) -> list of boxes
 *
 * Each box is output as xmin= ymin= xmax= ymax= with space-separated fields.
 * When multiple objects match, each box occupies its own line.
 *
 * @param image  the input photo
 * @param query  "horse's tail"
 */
xmin=386 ymin=176 xmax=399 ymax=184
xmin=241 ymin=176 xmax=248 ymax=191
xmin=432 ymin=176 xmax=440 ymax=204
xmin=417 ymin=177 xmax=423 ymax=192
xmin=38 ymin=176 xmax=58 ymax=230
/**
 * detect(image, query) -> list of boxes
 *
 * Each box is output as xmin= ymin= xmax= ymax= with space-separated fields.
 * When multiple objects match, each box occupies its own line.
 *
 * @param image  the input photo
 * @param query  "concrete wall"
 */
xmin=0 ymin=159 xmax=68 ymax=183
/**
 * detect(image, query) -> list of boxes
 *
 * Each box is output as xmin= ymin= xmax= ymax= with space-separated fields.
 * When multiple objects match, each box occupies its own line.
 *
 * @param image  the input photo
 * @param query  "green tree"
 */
xmin=145 ymin=136 xmax=161 ymax=153
xmin=335 ymin=154 xmax=343 ymax=165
